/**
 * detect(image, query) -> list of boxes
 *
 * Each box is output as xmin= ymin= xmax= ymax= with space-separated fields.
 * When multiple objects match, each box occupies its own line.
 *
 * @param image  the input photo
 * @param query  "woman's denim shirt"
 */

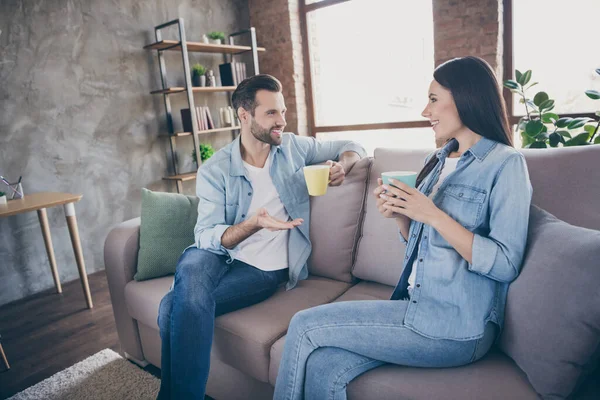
xmin=391 ymin=137 xmax=533 ymax=340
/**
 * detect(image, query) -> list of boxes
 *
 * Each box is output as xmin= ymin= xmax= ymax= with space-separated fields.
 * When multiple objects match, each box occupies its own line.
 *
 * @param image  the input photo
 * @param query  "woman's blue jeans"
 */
xmin=273 ymin=299 xmax=497 ymax=400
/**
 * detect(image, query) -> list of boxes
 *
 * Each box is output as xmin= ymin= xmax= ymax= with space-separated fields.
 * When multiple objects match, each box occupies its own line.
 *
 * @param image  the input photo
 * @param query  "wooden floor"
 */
xmin=0 ymin=271 xmax=158 ymax=399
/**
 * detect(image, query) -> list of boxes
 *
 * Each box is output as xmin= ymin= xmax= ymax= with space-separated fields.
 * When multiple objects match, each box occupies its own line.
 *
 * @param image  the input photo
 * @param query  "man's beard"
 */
xmin=250 ymin=118 xmax=282 ymax=146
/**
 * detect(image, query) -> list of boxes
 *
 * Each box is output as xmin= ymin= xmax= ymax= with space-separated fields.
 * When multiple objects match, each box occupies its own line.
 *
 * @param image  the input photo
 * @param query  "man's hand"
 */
xmin=252 ymin=208 xmax=303 ymax=232
xmin=326 ymin=160 xmax=346 ymax=186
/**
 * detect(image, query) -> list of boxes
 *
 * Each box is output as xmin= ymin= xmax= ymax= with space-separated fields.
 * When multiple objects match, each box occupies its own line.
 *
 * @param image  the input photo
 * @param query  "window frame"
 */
xmin=502 ymin=0 xmax=596 ymax=125
xmin=299 ymin=0 xmax=431 ymax=136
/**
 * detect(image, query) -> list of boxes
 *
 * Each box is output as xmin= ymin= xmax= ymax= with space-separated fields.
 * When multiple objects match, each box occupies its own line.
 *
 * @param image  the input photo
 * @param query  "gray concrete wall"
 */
xmin=0 ymin=0 xmax=250 ymax=306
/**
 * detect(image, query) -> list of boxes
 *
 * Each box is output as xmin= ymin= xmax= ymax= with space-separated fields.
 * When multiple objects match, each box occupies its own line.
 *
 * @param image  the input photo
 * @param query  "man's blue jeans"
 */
xmin=273 ymin=300 xmax=497 ymax=400
xmin=157 ymin=247 xmax=288 ymax=399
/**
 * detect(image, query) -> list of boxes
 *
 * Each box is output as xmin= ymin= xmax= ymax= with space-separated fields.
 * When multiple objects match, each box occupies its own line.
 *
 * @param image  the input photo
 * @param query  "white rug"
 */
xmin=8 ymin=349 xmax=160 ymax=400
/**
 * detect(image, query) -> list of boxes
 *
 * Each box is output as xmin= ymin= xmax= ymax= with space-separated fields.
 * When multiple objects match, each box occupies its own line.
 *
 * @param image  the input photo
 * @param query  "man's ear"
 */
xmin=238 ymin=107 xmax=250 ymax=124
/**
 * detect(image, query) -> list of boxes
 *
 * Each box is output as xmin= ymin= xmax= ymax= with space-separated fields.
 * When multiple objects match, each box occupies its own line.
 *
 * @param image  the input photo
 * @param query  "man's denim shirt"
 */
xmin=193 ymin=133 xmax=366 ymax=290
xmin=391 ymin=137 xmax=533 ymax=341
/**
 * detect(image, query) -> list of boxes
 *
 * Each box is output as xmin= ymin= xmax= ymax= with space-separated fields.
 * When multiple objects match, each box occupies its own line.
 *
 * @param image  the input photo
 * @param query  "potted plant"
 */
xmin=207 ymin=31 xmax=225 ymax=45
xmin=504 ymin=69 xmax=597 ymax=148
xmin=0 ymin=191 xmax=6 ymax=205
xmin=192 ymin=143 xmax=215 ymax=164
xmin=192 ymin=63 xmax=207 ymax=87
xmin=584 ymin=68 xmax=600 ymax=144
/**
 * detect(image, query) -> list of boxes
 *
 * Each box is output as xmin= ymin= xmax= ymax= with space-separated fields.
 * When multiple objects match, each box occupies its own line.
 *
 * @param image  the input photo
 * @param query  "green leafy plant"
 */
xmin=192 ymin=143 xmax=215 ymax=164
xmin=207 ymin=31 xmax=225 ymax=41
xmin=504 ymin=69 xmax=597 ymax=148
xmin=0 ymin=191 xmax=5 ymax=197
xmin=584 ymin=68 xmax=600 ymax=144
xmin=192 ymin=63 xmax=206 ymax=77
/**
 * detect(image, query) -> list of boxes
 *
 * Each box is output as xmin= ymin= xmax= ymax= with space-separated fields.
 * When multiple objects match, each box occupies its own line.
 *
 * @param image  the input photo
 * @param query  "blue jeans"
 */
xmin=273 ymin=300 xmax=497 ymax=400
xmin=157 ymin=247 xmax=288 ymax=400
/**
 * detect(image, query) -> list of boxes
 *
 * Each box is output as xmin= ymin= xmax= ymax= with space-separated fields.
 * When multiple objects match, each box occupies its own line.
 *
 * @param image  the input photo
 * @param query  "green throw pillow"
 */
xmin=134 ymin=188 xmax=199 ymax=281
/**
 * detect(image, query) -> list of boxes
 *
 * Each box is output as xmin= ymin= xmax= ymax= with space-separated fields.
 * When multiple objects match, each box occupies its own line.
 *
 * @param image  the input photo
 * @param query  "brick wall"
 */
xmin=249 ymin=0 xmax=308 ymax=136
xmin=433 ymin=0 xmax=504 ymax=78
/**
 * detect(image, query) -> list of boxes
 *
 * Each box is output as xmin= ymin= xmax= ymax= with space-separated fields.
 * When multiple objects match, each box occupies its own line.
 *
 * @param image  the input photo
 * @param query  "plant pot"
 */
xmin=192 ymin=75 xmax=206 ymax=87
xmin=0 ymin=195 xmax=7 ymax=205
xmin=209 ymin=39 xmax=222 ymax=45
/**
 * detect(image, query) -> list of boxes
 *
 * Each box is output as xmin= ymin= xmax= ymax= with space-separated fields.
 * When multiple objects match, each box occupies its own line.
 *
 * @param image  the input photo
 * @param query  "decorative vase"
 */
xmin=202 ymin=34 xmax=209 ymax=44
xmin=0 ymin=195 xmax=6 ymax=205
xmin=193 ymin=75 xmax=206 ymax=87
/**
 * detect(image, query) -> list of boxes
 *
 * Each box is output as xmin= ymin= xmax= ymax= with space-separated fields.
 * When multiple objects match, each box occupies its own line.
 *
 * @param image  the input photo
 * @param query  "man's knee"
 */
xmin=175 ymin=248 xmax=225 ymax=283
xmin=158 ymin=291 xmax=173 ymax=332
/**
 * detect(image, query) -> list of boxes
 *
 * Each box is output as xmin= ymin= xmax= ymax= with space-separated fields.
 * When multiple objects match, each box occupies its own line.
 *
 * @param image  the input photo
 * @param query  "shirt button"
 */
xmin=412 ymin=300 xmax=417 ymax=303
xmin=412 ymin=233 xmax=417 ymax=238
xmin=423 ymin=236 xmax=428 ymax=240
xmin=419 ymin=258 xmax=423 ymax=262
xmin=242 ymin=214 xmax=246 ymax=218
xmin=248 ymin=192 xmax=252 ymax=196
xmin=416 ymin=284 xmax=421 ymax=288
xmin=459 ymin=193 xmax=464 ymax=197
xmin=405 ymin=255 xmax=409 ymax=260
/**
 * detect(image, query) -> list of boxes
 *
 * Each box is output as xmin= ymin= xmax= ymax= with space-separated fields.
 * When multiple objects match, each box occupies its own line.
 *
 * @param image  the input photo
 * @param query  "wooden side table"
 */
xmin=0 ymin=192 xmax=93 ymax=309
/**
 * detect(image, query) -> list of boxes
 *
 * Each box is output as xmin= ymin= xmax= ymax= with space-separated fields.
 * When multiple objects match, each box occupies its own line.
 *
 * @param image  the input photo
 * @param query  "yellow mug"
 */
xmin=303 ymin=165 xmax=331 ymax=196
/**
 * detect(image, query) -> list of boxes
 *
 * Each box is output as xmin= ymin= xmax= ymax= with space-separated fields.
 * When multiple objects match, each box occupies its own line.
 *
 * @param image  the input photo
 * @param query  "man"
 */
xmin=157 ymin=74 xmax=366 ymax=399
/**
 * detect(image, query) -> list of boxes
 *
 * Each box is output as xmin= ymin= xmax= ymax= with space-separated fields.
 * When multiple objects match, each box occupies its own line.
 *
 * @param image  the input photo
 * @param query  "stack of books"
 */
xmin=219 ymin=62 xmax=247 ymax=86
xmin=180 ymin=106 xmax=215 ymax=133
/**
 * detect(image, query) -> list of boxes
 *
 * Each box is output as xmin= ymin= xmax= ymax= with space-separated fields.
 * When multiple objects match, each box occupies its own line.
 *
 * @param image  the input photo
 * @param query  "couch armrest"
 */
xmin=104 ymin=217 xmax=145 ymax=362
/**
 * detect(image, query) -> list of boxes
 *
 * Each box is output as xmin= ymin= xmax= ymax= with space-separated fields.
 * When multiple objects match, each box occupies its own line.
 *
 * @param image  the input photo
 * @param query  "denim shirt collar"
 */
xmin=436 ymin=137 xmax=498 ymax=163
xmin=229 ymin=134 xmax=280 ymax=177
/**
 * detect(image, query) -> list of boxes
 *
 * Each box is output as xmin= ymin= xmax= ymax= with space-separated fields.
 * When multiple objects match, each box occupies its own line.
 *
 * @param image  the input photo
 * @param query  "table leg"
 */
xmin=64 ymin=203 xmax=93 ymax=309
xmin=0 ymin=342 xmax=9 ymax=370
xmin=37 ymin=208 xmax=62 ymax=294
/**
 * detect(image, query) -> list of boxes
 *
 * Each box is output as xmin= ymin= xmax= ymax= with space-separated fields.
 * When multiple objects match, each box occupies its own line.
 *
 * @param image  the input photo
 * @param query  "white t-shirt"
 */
xmin=408 ymin=157 xmax=460 ymax=293
xmin=236 ymin=153 xmax=290 ymax=271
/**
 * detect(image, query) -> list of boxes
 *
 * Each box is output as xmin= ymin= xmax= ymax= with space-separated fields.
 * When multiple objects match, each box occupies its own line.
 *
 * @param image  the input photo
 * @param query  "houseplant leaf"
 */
xmin=538 ymin=99 xmax=555 ymax=111
xmin=565 ymin=132 xmax=591 ymax=146
xmin=567 ymin=118 xmax=591 ymax=130
xmin=521 ymin=70 xmax=532 ymax=86
xmin=515 ymin=70 xmax=522 ymax=83
xmin=542 ymin=113 xmax=559 ymax=123
xmin=529 ymin=141 xmax=547 ymax=148
xmin=556 ymin=130 xmax=572 ymax=138
xmin=595 ymin=136 xmax=600 ymax=144
xmin=585 ymin=90 xmax=600 ymax=100
xmin=504 ymin=80 xmax=519 ymax=90
xmin=556 ymin=117 xmax=573 ymax=128
xmin=549 ymin=132 xmax=561 ymax=147
xmin=533 ymin=92 xmax=549 ymax=107
xmin=525 ymin=120 xmax=544 ymax=137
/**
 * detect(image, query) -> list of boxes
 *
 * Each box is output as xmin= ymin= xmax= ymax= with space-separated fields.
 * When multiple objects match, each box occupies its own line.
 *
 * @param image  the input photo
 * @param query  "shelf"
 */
xmin=173 ymin=126 xmax=240 ymax=137
xmin=150 ymin=86 xmax=237 ymax=95
xmin=144 ymin=40 xmax=266 ymax=54
xmin=163 ymin=172 xmax=197 ymax=182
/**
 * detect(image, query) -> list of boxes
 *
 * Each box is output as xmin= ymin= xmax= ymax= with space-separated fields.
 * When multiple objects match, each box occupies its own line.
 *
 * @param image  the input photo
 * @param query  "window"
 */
xmin=303 ymin=0 xmax=435 ymax=150
xmin=511 ymin=0 xmax=600 ymax=116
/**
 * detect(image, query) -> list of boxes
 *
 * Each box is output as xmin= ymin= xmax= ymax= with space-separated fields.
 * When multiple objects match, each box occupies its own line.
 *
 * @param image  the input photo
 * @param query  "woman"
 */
xmin=273 ymin=56 xmax=533 ymax=400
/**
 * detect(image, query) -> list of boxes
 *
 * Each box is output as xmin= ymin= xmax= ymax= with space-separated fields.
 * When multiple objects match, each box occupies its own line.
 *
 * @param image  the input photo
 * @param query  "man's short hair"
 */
xmin=231 ymin=74 xmax=282 ymax=116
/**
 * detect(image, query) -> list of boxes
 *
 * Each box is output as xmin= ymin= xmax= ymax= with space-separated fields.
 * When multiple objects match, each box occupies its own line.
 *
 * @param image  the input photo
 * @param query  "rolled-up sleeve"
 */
xmin=193 ymin=166 xmax=237 ymax=260
xmin=291 ymin=135 xmax=366 ymax=165
xmin=468 ymin=154 xmax=532 ymax=282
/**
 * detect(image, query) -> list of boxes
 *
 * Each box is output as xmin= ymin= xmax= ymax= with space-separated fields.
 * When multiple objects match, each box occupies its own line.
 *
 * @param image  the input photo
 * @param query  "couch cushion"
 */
xmin=308 ymin=157 xmax=371 ymax=282
xmin=125 ymin=274 xmax=352 ymax=384
xmin=521 ymin=145 xmax=600 ymax=231
xmin=498 ymin=205 xmax=600 ymax=399
xmin=269 ymin=281 xmax=394 ymax=385
xmin=353 ymin=148 xmax=430 ymax=285
xmin=135 ymin=188 xmax=198 ymax=281
xmin=346 ymin=351 xmax=538 ymax=400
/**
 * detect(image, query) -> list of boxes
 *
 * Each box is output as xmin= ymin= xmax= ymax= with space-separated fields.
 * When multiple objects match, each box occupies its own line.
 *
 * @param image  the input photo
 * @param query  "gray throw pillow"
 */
xmin=499 ymin=205 xmax=600 ymax=399
xmin=134 ymin=188 xmax=199 ymax=281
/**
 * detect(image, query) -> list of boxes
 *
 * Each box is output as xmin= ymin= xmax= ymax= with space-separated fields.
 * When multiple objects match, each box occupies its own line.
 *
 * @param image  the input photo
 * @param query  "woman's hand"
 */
xmin=380 ymin=179 xmax=444 ymax=226
xmin=373 ymin=178 xmax=400 ymax=219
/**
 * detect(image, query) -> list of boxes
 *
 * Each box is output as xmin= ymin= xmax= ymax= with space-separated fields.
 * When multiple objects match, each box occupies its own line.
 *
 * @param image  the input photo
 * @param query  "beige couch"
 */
xmin=105 ymin=146 xmax=600 ymax=399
